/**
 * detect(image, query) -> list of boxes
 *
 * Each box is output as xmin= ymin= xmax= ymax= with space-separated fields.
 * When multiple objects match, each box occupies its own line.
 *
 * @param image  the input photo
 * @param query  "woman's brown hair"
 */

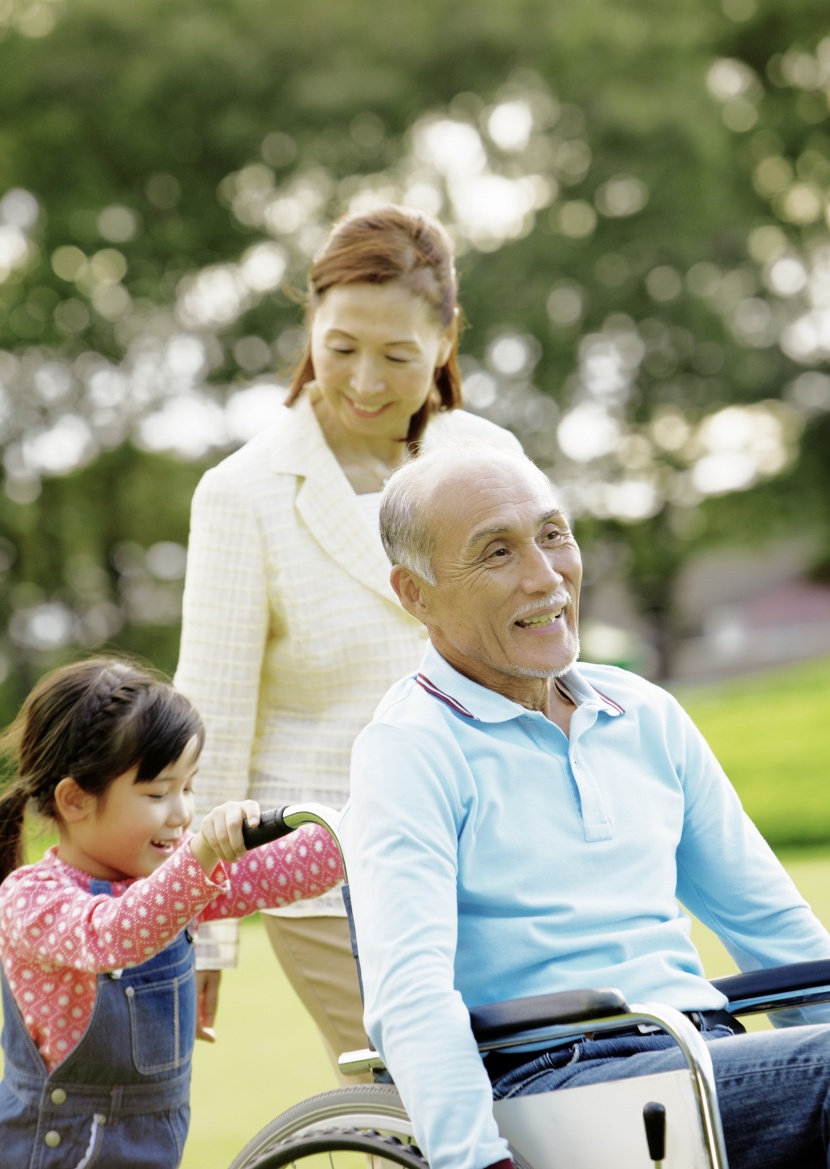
xmin=0 ymin=658 xmax=204 ymax=883
xmin=285 ymin=204 xmax=464 ymax=445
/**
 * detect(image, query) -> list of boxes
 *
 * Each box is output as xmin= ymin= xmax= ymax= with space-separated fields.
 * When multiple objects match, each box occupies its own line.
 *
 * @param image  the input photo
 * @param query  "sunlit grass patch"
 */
xmin=674 ymin=657 xmax=830 ymax=851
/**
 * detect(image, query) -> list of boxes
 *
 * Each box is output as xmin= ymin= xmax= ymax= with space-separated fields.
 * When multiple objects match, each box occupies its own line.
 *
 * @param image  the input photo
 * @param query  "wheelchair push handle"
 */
xmin=241 ymin=807 xmax=293 ymax=850
xmin=241 ymin=801 xmax=344 ymax=861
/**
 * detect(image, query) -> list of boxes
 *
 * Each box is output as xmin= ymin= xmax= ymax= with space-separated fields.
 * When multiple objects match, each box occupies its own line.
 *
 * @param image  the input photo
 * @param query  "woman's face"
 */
xmin=309 ymin=281 xmax=453 ymax=443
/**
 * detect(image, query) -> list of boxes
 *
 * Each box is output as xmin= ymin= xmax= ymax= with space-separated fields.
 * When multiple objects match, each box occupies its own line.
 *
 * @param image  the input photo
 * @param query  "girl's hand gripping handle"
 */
xmin=241 ymin=806 xmax=293 ymax=850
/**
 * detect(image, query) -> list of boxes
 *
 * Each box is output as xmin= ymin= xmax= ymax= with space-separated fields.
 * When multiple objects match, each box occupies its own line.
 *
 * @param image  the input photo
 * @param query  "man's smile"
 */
xmin=513 ymin=595 xmax=571 ymax=630
xmin=515 ymin=611 xmax=562 ymax=628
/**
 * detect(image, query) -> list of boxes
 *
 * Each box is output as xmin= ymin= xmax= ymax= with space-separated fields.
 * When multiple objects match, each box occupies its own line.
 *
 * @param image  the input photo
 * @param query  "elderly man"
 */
xmin=340 ymin=444 xmax=830 ymax=1169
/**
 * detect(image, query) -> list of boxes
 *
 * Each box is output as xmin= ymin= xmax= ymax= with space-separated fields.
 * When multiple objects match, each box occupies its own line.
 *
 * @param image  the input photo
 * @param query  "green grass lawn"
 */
xmin=1 ymin=656 xmax=828 ymax=1166
xmin=673 ymin=656 xmax=830 ymax=850
xmin=182 ymin=917 xmax=334 ymax=1168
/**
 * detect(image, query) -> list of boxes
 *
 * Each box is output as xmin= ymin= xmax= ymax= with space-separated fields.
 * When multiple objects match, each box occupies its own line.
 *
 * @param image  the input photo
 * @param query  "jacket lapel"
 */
xmin=268 ymin=394 xmax=399 ymax=603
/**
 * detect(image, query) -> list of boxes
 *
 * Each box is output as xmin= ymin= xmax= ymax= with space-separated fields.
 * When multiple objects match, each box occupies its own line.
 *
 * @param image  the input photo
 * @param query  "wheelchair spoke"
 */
xmin=247 ymin=1126 xmax=429 ymax=1169
xmin=228 ymin=1085 xmax=417 ymax=1169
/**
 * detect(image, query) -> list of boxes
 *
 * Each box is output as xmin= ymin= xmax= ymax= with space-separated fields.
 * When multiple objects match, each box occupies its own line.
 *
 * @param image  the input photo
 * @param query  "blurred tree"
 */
xmin=1 ymin=0 xmax=829 ymax=699
xmin=0 ymin=446 xmax=208 ymax=722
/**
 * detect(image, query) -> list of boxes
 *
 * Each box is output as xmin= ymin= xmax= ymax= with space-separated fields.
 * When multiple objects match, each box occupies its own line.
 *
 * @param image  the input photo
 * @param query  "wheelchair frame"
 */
xmin=230 ymin=803 xmax=830 ymax=1169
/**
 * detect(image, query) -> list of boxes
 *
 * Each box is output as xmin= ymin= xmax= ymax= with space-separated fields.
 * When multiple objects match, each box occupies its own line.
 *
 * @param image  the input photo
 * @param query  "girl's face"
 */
xmin=309 ymin=280 xmax=453 ymax=445
xmin=57 ymin=735 xmax=201 ymax=881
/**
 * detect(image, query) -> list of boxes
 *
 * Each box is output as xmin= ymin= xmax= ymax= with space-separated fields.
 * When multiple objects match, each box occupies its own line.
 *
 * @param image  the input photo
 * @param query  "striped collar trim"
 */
xmin=553 ymin=673 xmax=626 ymax=717
xmin=590 ymin=685 xmax=626 ymax=715
xmin=415 ymin=674 xmax=478 ymax=720
xmin=415 ymin=663 xmax=625 ymax=721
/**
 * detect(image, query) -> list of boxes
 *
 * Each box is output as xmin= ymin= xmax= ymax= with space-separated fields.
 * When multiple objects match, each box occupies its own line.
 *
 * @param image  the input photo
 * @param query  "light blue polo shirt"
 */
xmin=341 ymin=643 xmax=830 ymax=1169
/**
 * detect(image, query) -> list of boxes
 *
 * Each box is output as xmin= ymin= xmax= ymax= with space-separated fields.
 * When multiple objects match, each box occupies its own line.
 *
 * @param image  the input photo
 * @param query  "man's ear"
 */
xmin=54 ymin=777 xmax=97 ymax=824
xmin=390 ymin=565 xmax=431 ymax=624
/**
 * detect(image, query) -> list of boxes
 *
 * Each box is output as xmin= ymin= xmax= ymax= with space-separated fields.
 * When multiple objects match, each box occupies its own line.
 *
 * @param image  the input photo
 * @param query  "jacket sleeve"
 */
xmin=175 ymin=464 xmax=271 ymax=967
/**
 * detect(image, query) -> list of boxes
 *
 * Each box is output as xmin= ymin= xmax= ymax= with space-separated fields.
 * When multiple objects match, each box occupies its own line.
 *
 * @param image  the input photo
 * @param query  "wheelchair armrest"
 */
xmin=469 ymin=987 xmax=630 ymax=1043
xmin=712 ymin=958 xmax=830 ymax=1015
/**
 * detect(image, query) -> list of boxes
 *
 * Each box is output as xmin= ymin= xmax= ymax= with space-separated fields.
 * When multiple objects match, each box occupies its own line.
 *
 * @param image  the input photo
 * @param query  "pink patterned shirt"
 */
xmin=0 ymin=825 xmax=342 ymax=1070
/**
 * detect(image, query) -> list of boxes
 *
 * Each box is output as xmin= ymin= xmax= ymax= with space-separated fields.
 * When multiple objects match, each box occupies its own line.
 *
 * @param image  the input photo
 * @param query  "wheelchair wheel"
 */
xmin=237 ymin=1125 xmax=428 ymax=1169
xmin=228 ymin=1083 xmax=535 ymax=1169
xmin=228 ymin=1085 xmax=414 ymax=1169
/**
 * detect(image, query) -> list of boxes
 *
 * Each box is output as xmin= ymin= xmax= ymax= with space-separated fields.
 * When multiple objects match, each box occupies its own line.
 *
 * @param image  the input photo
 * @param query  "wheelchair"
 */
xmin=231 ymin=804 xmax=830 ymax=1169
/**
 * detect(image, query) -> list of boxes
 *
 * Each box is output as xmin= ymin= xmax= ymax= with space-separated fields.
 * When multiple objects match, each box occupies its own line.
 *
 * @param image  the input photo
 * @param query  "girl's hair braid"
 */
xmin=0 ymin=658 xmax=204 ymax=883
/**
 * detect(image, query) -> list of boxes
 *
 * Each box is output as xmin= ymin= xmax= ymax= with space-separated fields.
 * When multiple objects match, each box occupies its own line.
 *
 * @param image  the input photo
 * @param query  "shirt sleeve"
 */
xmin=201 ymin=824 xmax=343 ymax=923
xmin=0 ymin=845 xmax=228 ymax=973
xmin=175 ymin=465 xmax=272 ymax=968
xmin=672 ymin=694 xmax=830 ymax=1025
xmin=342 ymin=722 xmax=510 ymax=1169
xmin=0 ymin=828 xmax=342 ymax=976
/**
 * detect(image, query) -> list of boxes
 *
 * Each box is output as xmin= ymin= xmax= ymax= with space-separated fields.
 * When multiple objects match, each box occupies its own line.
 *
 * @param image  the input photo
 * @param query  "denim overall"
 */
xmin=0 ymin=879 xmax=195 ymax=1169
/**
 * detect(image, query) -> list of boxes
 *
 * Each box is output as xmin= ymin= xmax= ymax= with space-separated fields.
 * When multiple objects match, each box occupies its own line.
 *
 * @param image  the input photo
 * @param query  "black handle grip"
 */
xmin=643 ymin=1101 xmax=666 ymax=1162
xmin=241 ymin=807 xmax=293 ymax=850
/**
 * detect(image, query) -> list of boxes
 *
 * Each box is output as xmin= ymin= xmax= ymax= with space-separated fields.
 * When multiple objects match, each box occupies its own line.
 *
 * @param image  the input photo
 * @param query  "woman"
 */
xmin=174 ymin=204 xmax=521 ymax=1076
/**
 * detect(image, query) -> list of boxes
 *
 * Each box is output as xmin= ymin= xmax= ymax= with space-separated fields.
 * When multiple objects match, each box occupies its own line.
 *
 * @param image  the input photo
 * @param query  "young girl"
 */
xmin=0 ymin=658 xmax=343 ymax=1169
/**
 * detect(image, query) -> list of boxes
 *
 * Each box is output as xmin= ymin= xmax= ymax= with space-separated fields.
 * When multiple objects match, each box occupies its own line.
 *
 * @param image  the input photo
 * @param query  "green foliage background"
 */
xmin=2 ymin=0 xmax=830 ymax=713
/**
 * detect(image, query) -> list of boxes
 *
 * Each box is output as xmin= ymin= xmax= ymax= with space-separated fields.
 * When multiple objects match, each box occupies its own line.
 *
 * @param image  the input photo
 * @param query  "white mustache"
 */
xmin=513 ymin=594 xmax=571 ymax=623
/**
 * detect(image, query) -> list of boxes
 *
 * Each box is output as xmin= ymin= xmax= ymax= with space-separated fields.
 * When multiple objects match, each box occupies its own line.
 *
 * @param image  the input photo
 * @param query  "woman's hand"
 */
xmin=190 ymin=800 xmax=261 ymax=874
xmin=195 ymin=968 xmax=222 ymax=1042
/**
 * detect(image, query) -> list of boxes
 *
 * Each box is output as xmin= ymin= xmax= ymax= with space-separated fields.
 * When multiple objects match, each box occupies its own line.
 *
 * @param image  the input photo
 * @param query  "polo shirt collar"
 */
xmin=417 ymin=643 xmax=625 ymax=723
xmin=557 ymin=666 xmax=626 ymax=717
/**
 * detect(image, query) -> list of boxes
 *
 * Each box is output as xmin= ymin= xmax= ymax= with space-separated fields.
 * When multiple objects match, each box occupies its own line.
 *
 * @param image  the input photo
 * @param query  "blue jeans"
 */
xmin=491 ymin=1024 xmax=830 ymax=1169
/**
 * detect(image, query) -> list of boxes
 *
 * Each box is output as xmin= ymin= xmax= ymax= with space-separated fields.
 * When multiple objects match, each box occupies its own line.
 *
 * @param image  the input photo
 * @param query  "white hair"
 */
xmin=379 ymin=442 xmax=556 ymax=583
xmin=379 ymin=454 xmax=439 ymax=583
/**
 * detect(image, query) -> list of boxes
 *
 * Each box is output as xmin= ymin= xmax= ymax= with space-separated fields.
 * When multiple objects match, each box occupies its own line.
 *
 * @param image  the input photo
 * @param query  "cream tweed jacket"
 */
xmin=175 ymin=392 xmax=520 ymax=960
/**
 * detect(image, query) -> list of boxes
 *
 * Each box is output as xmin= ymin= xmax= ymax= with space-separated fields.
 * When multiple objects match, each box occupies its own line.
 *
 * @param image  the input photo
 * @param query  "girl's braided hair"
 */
xmin=0 ymin=658 xmax=204 ymax=883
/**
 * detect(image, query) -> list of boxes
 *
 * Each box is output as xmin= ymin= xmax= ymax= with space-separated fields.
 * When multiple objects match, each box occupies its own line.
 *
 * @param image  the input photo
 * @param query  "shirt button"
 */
xmin=50 ymin=1088 xmax=67 ymax=1104
xmin=44 ymin=1130 xmax=61 ymax=1147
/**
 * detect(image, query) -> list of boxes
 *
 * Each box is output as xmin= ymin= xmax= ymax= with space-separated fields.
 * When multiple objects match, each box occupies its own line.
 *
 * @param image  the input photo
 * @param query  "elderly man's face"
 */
xmin=402 ymin=456 xmax=582 ymax=705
